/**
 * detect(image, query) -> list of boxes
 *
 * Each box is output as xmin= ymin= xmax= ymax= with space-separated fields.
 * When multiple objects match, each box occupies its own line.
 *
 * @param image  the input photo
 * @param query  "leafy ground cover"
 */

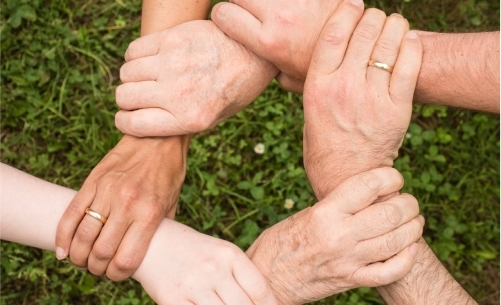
xmin=1 ymin=0 xmax=499 ymax=304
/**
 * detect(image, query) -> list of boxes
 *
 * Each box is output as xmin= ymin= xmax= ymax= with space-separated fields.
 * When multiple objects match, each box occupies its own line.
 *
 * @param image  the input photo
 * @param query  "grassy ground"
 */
xmin=1 ymin=0 xmax=499 ymax=304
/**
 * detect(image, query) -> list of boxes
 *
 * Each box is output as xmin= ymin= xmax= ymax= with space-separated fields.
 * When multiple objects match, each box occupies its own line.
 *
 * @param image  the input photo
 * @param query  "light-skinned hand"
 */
xmin=211 ymin=0 xmax=341 ymax=93
xmin=247 ymin=167 xmax=424 ymax=304
xmin=55 ymin=135 xmax=189 ymax=281
xmin=114 ymin=20 xmax=277 ymax=137
xmin=133 ymin=219 xmax=278 ymax=305
xmin=302 ymin=1 xmax=423 ymax=199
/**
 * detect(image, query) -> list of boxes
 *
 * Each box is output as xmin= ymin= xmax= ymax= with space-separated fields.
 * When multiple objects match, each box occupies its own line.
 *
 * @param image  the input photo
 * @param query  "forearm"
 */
xmin=0 ymin=163 xmax=174 ymax=283
xmin=415 ymin=31 xmax=500 ymax=113
xmin=115 ymin=0 xmax=211 ymax=215
xmin=1 ymin=164 xmax=75 ymax=250
xmin=141 ymin=0 xmax=210 ymax=35
xmin=377 ymin=238 xmax=477 ymax=304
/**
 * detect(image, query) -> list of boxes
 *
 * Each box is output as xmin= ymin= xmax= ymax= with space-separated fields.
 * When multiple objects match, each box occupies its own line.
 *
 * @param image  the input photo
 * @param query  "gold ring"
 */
xmin=368 ymin=59 xmax=394 ymax=73
xmin=85 ymin=208 xmax=107 ymax=224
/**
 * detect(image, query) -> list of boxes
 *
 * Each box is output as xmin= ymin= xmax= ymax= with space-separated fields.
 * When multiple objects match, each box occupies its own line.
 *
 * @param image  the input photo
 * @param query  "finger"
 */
xmin=115 ymin=109 xmax=182 ymax=137
xmin=355 ymin=242 xmax=419 ymax=287
xmin=55 ymin=181 xmax=97 ymax=260
xmin=389 ymin=31 xmax=423 ymax=108
xmin=211 ymin=2 xmax=262 ymax=54
xmin=216 ymin=281 xmax=254 ymax=305
xmin=229 ymin=0 xmax=265 ymax=17
xmin=87 ymin=213 xmax=130 ymax=276
xmin=358 ymin=215 xmax=424 ymax=263
xmin=115 ymin=81 xmax=166 ymax=111
xmin=233 ymin=253 xmax=278 ymax=305
xmin=124 ymin=32 xmax=162 ymax=61
xmin=367 ymin=14 xmax=409 ymax=88
xmin=120 ymin=56 xmax=160 ymax=82
xmin=276 ymin=73 xmax=304 ymax=94
xmin=341 ymin=8 xmax=387 ymax=72
xmin=106 ymin=218 xmax=161 ymax=281
xmin=307 ymin=0 xmax=365 ymax=76
xmin=321 ymin=167 xmax=405 ymax=215
xmin=69 ymin=206 xmax=108 ymax=268
xmin=351 ymin=193 xmax=419 ymax=239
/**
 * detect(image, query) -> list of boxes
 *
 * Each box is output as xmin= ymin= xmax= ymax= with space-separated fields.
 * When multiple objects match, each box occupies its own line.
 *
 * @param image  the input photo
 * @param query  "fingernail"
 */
xmin=56 ymin=247 xmax=66 ymax=260
xmin=215 ymin=3 xmax=228 ymax=17
xmin=350 ymin=0 xmax=363 ymax=7
xmin=390 ymin=13 xmax=404 ymax=18
xmin=409 ymin=243 xmax=418 ymax=257
xmin=405 ymin=31 xmax=418 ymax=39
xmin=418 ymin=215 xmax=425 ymax=225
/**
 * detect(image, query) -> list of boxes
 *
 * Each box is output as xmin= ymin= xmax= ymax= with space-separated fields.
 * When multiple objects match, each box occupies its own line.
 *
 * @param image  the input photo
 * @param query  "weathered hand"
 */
xmin=303 ymin=1 xmax=423 ymax=199
xmin=247 ymin=167 xmax=424 ymax=305
xmin=55 ymin=135 xmax=189 ymax=281
xmin=133 ymin=219 xmax=277 ymax=305
xmin=114 ymin=20 xmax=277 ymax=137
xmin=211 ymin=0 xmax=341 ymax=93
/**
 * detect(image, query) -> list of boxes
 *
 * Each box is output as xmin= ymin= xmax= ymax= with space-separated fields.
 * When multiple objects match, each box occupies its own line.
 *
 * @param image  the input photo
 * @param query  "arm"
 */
xmin=55 ymin=0 xmax=211 ymax=281
xmin=212 ymin=2 xmax=500 ymax=113
xmin=414 ymin=31 xmax=499 ymax=113
xmin=1 ymin=163 xmax=277 ymax=304
xmin=377 ymin=238 xmax=477 ymax=305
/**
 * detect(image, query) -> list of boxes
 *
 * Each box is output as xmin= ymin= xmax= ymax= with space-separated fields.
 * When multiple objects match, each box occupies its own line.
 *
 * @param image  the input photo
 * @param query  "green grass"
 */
xmin=1 ymin=0 xmax=499 ymax=304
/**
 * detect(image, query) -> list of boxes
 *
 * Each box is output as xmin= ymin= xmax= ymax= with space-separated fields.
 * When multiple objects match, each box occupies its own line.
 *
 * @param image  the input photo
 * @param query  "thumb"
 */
xmin=319 ymin=167 xmax=405 ymax=215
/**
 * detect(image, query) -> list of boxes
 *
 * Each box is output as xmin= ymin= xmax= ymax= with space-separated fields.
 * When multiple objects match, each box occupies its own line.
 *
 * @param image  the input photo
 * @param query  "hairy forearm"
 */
xmin=114 ymin=1 xmax=211 ymax=215
xmin=377 ymin=238 xmax=477 ymax=304
xmin=415 ymin=31 xmax=500 ymax=113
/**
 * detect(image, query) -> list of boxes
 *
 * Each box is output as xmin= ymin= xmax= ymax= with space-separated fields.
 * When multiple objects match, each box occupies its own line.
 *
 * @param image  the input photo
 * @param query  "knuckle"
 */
xmin=354 ymin=24 xmax=380 ymax=42
xmin=119 ymin=185 xmax=140 ymax=203
xmin=92 ymin=243 xmax=115 ymax=261
xmin=113 ymin=255 xmax=139 ymax=274
xmin=374 ymin=38 xmax=398 ymax=55
xmin=321 ymin=23 xmax=347 ymax=47
xmin=384 ymin=231 xmax=400 ymax=253
xmin=142 ymin=204 xmax=165 ymax=226
xmin=275 ymin=10 xmax=295 ymax=27
xmin=401 ymin=193 xmax=419 ymax=211
xmin=65 ymin=202 xmax=85 ymax=219
xmin=257 ymin=33 xmax=281 ymax=53
xmin=360 ymin=171 xmax=383 ymax=191
xmin=75 ymin=223 xmax=98 ymax=243
xmin=382 ymin=203 xmax=402 ymax=226
xmin=127 ymin=116 xmax=146 ymax=136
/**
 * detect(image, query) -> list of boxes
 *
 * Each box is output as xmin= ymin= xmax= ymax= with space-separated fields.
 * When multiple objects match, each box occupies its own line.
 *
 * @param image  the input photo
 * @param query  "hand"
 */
xmin=302 ymin=1 xmax=423 ymax=199
xmin=133 ymin=219 xmax=278 ymax=305
xmin=211 ymin=0 xmax=341 ymax=93
xmin=114 ymin=20 xmax=278 ymax=137
xmin=55 ymin=135 xmax=189 ymax=281
xmin=246 ymin=167 xmax=424 ymax=304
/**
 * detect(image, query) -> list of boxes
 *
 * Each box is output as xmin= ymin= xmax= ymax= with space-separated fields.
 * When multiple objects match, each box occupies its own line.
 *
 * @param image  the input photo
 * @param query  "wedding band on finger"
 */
xmin=368 ymin=59 xmax=394 ymax=73
xmin=85 ymin=208 xmax=107 ymax=224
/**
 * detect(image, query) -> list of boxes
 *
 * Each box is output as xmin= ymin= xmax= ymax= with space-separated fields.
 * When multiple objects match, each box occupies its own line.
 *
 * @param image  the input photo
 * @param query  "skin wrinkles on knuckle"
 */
xmin=113 ymin=254 xmax=139 ymax=274
xmin=75 ymin=223 xmax=98 ymax=243
xmin=320 ymin=22 xmax=347 ymax=47
xmin=382 ymin=203 xmax=402 ymax=227
xmin=92 ymin=243 xmax=116 ymax=261
xmin=360 ymin=171 xmax=382 ymax=191
xmin=374 ymin=38 xmax=400 ymax=56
